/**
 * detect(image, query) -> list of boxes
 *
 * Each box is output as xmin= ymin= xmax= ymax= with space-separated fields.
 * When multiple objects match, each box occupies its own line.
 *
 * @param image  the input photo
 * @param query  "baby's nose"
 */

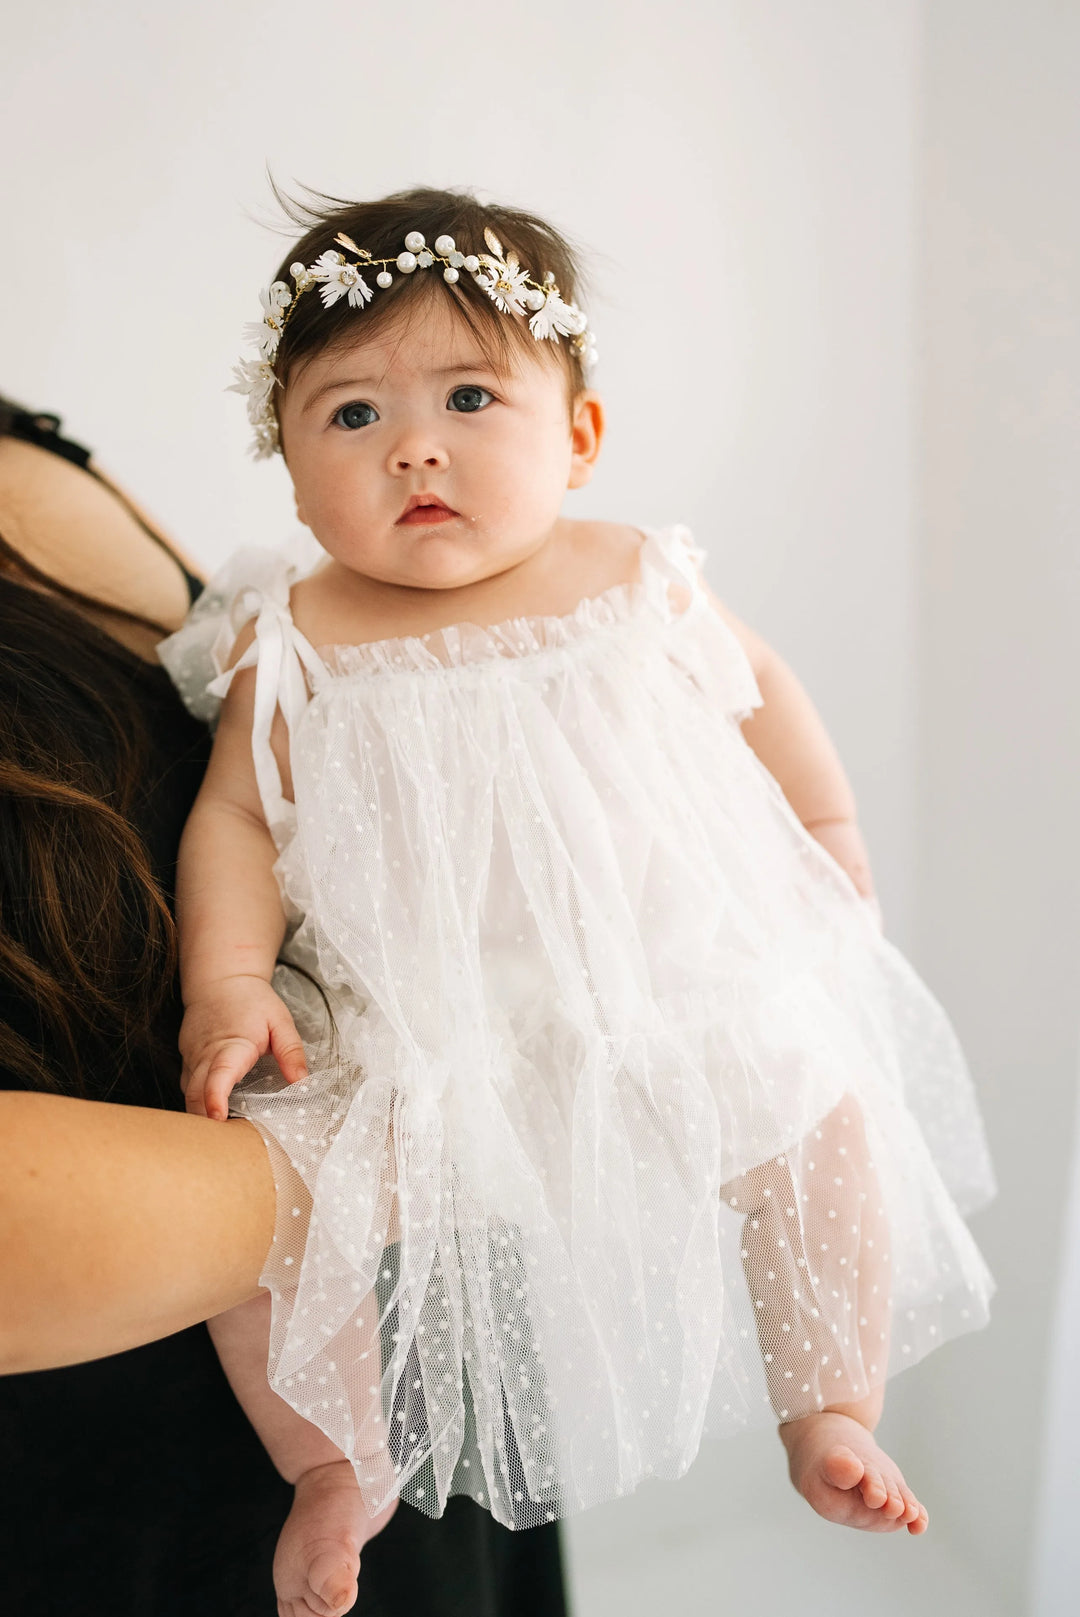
xmin=396 ymin=450 xmax=445 ymax=470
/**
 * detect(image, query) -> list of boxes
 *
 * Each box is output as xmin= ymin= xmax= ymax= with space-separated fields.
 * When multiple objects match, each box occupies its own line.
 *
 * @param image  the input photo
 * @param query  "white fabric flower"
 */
xmin=242 ymin=281 xmax=294 ymax=359
xmin=528 ymin=290 xmax=582 ymax=343
xmin=228 ymin=358 xmax=279 ymax=457
xmin=309 ymin=250 xmax=374 ymax=310
xmin=242 ymin=319 xmax=281 ymax=360
xmin=476 ymin=249 xmax=530 ymax=317
xmin=228 ymin=356 xmax=275 ymax=406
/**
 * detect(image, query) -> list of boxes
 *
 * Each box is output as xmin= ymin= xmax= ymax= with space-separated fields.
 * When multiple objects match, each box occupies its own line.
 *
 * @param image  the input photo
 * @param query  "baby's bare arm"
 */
xmin=177 ymin=663 xmax=307 ymax=1117
xmin=707 ymin=588 xmax=877 ymax=904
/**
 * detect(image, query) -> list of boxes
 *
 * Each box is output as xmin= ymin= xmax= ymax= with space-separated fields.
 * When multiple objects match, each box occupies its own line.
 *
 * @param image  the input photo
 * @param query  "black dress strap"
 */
xmin=2 ymin=403 xmax=203 ymax=606
xmin=5 ymin=406 xmax=92 ymax=468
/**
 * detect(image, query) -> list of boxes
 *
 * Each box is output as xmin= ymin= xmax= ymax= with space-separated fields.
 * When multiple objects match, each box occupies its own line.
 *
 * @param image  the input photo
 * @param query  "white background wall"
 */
xmin=3 ymin=3 xmax=1077 ymax=1613
xmin=916 ymin=5 xmax=1080 ymax=1611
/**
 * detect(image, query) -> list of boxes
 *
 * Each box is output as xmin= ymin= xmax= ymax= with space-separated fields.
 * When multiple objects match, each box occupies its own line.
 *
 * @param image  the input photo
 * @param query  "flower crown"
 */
xmin=231 ymin=225 xmax=598 ymax=458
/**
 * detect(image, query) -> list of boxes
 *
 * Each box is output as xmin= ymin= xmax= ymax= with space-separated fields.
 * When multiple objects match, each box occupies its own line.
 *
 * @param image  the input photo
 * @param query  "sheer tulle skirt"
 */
xmin=227 ymin=575 xmax=994 ymax=1529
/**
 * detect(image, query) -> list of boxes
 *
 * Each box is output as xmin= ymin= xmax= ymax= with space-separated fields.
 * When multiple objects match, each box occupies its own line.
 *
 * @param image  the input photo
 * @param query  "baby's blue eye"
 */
xmin=447 ymin=385 xmax=493 ymax=414
xmin=333 ymin=401 xmax=378 ymax=430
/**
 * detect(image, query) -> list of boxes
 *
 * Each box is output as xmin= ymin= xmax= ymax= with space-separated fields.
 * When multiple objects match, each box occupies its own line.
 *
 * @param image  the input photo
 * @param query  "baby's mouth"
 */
xmin=397 ymin=495 xmax=459 ymax=526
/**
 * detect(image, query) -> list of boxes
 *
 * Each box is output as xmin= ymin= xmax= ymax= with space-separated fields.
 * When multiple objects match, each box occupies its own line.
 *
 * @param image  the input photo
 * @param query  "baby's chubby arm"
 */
xmin=706 ymin=587 xmax=877 ymax=908
xmin=176 ymin=655 xmax=308 ymax=1120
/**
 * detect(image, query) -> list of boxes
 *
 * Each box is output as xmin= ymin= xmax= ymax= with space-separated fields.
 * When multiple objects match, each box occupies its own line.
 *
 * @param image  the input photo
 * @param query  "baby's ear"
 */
xmin=567 ymin=391 xmax=605 ymax=490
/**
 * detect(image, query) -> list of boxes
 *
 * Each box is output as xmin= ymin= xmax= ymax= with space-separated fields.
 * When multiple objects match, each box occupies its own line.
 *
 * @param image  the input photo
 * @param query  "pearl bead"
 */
xmin=376 ymin=271 xmax=393 ymax=288
xmin=544 ymin=271 xmax=556 ymax=284
xmin=404 ymin=231 xmax=426 ymax=252
xmin=463 ymin=255 xmax=479 ymax=273
xmin=448 ymin=250 xmax=465 ymax=268
xmin=396 ymin=251 xmax=417 ymax=273
xmin=416 ymin=250 xmax=434 ymax=268
xmin=434 ymin=234 xmax=456 ymax=256
xmin=524 ymin=289 xmax=545 ymax=311
xmin=290 ymin=262 xmax=306 ymax=277
xmin=443 ymin=266 xmax=459 ymax=283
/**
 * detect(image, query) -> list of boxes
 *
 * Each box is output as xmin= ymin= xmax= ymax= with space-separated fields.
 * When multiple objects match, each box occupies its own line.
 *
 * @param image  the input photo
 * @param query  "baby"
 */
xmin=162 ymin=186 xmax=994 ymax=1617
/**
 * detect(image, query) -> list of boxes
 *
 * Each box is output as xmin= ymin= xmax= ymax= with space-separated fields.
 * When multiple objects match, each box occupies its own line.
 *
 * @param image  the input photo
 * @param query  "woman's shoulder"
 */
xmin=0 ymin=435 xmax=195 ymax=654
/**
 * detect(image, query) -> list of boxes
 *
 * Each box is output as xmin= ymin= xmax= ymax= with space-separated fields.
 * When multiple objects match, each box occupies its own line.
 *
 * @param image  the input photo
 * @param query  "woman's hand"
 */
xmin=180 ymin=975 xmax=308 ymax=1120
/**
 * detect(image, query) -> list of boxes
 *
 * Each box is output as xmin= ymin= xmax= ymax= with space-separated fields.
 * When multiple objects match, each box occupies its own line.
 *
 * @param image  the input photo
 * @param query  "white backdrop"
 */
xmin=4 ymin=2 xmax=1077 ymax=1613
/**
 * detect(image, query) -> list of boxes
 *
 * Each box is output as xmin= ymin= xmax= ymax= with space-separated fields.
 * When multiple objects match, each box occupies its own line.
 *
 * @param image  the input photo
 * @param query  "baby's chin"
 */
xmin=369 ymin=528 xmax=538 ymax=593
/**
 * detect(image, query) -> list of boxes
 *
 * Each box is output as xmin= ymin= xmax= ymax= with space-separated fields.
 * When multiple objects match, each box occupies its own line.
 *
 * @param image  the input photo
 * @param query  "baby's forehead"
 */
xmin=288 ymin=293 xmax=559 ymax=399
xmin=337 ymin=326 xmax=500 ymax=380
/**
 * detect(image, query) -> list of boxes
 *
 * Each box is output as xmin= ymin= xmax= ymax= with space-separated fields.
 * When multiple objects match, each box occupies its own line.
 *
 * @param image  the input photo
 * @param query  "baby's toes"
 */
xmin=308 ymin=1544 xmax=359 ymax=1615
xmin=881 ymin=1481 xmax=908 ymax=1521
xmin=820 ymin=1444 xmax=865 ymax=1491
xmin=897 ymin=1484 xmax=923 ymax=1526
xmin=907 ymin=1501 xmax=930 ymax=1536
xmin=858 ymin=1464 xmax=889 ymax=1510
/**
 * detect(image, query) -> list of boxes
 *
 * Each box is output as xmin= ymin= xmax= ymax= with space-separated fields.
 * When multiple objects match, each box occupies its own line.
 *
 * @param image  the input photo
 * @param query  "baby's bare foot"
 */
xmin=274 ymin=1460 xmax=398 ymax=1617
xmin=779 ymin=1411 xmax=928 ymax=1535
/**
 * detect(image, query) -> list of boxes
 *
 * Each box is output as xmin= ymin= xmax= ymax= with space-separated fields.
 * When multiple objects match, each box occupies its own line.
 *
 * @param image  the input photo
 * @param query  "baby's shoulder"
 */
xmin=560 ymin=519 xmax=646 ymax=595
xmin=287 ymin=560 xmax=382 ymax=650
xmin=563 ymin=517 xmax=642 ymax=551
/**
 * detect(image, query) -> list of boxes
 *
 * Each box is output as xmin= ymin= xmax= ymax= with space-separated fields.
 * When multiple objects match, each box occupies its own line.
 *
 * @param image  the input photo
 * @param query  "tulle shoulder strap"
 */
xmin=644 ymin=524 xmax=706 ymax=586
xmin=157 ymin=531 xmax=326 ymax=838
xmin=641 ymin=524 xmax=764 ymax=721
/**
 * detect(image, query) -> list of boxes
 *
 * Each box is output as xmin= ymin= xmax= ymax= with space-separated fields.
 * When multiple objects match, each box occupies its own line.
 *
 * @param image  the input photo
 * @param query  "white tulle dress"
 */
xmin=160 ymin=525 xmax=994 ymax=1530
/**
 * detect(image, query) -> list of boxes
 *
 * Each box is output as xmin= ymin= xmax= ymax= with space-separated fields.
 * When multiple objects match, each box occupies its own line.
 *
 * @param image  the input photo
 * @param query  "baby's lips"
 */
xmin=396 ymin=493 xmax=459 ymax=522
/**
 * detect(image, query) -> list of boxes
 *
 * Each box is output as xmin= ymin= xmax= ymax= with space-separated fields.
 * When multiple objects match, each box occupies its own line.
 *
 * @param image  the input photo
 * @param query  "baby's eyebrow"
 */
xmin=430 ymin=360 xmax=499 ymax=375
xmin=301 ymin=378 xmax=376 ymax=411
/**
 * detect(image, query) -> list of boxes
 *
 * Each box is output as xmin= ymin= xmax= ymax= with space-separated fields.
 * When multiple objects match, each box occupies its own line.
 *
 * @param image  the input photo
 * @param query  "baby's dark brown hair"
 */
xmin=267 ymin=185 xmax=591 ymax=438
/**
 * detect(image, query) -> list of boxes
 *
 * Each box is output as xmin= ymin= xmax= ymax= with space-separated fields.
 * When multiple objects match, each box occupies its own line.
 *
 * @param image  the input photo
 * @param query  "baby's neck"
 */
xmin=289 ymin=518 xmax=645 ymax=652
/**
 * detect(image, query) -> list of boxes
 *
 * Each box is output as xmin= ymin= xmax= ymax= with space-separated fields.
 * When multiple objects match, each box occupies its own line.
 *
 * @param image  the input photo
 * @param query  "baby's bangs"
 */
xmin=359 ymin=272 xmax=534 ymax=380
xmin=275 ymin=263 xmax=570 ymax=401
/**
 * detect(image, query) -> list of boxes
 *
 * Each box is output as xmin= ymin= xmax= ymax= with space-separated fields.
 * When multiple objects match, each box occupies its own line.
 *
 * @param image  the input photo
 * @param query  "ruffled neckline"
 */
xmin=313 ymin=527 xmax=696 ymax=680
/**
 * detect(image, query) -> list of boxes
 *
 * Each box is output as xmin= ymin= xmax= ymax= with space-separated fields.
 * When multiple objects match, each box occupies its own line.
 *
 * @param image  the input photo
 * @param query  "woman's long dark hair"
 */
xmin=0 ymin=396 xmax=180 ymax=1097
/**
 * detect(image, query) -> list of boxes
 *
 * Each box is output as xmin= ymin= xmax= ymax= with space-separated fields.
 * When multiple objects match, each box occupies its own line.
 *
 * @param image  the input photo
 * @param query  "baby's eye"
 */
xmin=333 ymin=401 xmax=379 ymax=430
xmin=447 ymin=385 xmax=493 ymax=414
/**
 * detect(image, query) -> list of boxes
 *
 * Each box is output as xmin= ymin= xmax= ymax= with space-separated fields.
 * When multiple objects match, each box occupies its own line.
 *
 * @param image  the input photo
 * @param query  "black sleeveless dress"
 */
xmin=0 ymin=410 xmax=569 ymax=1617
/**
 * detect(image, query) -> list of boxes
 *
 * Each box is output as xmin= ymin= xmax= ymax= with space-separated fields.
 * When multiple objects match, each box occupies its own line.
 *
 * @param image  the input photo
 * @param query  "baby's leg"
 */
xmin=722 ymin=1095 xmax=927 ymax=1535
xmin=209 ymin=1293 xmax=396 ymax=1617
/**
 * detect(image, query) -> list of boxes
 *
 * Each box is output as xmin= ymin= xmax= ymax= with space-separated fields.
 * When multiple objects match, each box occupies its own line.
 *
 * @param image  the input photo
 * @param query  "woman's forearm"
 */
xmin=0 ymin=1092 xmax=274 ymax=1373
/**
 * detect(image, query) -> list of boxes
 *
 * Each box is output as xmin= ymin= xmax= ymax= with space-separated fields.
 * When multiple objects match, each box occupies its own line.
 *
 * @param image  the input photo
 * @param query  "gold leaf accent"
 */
xmin=483 ymin=227 xmax=504 ymax=257
xmin=335 ymin=232 xmax=363 ymax=255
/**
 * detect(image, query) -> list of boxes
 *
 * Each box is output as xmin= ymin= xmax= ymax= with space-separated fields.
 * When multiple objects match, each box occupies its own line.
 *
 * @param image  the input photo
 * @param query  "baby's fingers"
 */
xmin=203 ymin=1037 xmax=261 ymax=1121
xmin=183 ymin=1064 xmax=209 ymax=1118
xmin=269 ymin=1007 xmax=309 ymax=1086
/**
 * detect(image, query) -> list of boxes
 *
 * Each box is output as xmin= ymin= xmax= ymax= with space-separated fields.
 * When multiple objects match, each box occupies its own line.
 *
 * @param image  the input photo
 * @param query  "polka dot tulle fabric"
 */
xmin=160 ymin=526 xmax=994 ymax=1530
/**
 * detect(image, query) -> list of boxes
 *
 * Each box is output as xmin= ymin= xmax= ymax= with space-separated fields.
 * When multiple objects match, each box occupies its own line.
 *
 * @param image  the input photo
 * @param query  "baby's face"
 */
xmin=277 ymin=295 xmax=602 ymax=591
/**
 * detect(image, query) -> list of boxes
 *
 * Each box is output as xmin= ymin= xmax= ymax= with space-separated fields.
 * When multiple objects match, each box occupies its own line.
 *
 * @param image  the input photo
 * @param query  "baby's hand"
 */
xmin=180 ymin=975 xmax=309 ymax=1121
